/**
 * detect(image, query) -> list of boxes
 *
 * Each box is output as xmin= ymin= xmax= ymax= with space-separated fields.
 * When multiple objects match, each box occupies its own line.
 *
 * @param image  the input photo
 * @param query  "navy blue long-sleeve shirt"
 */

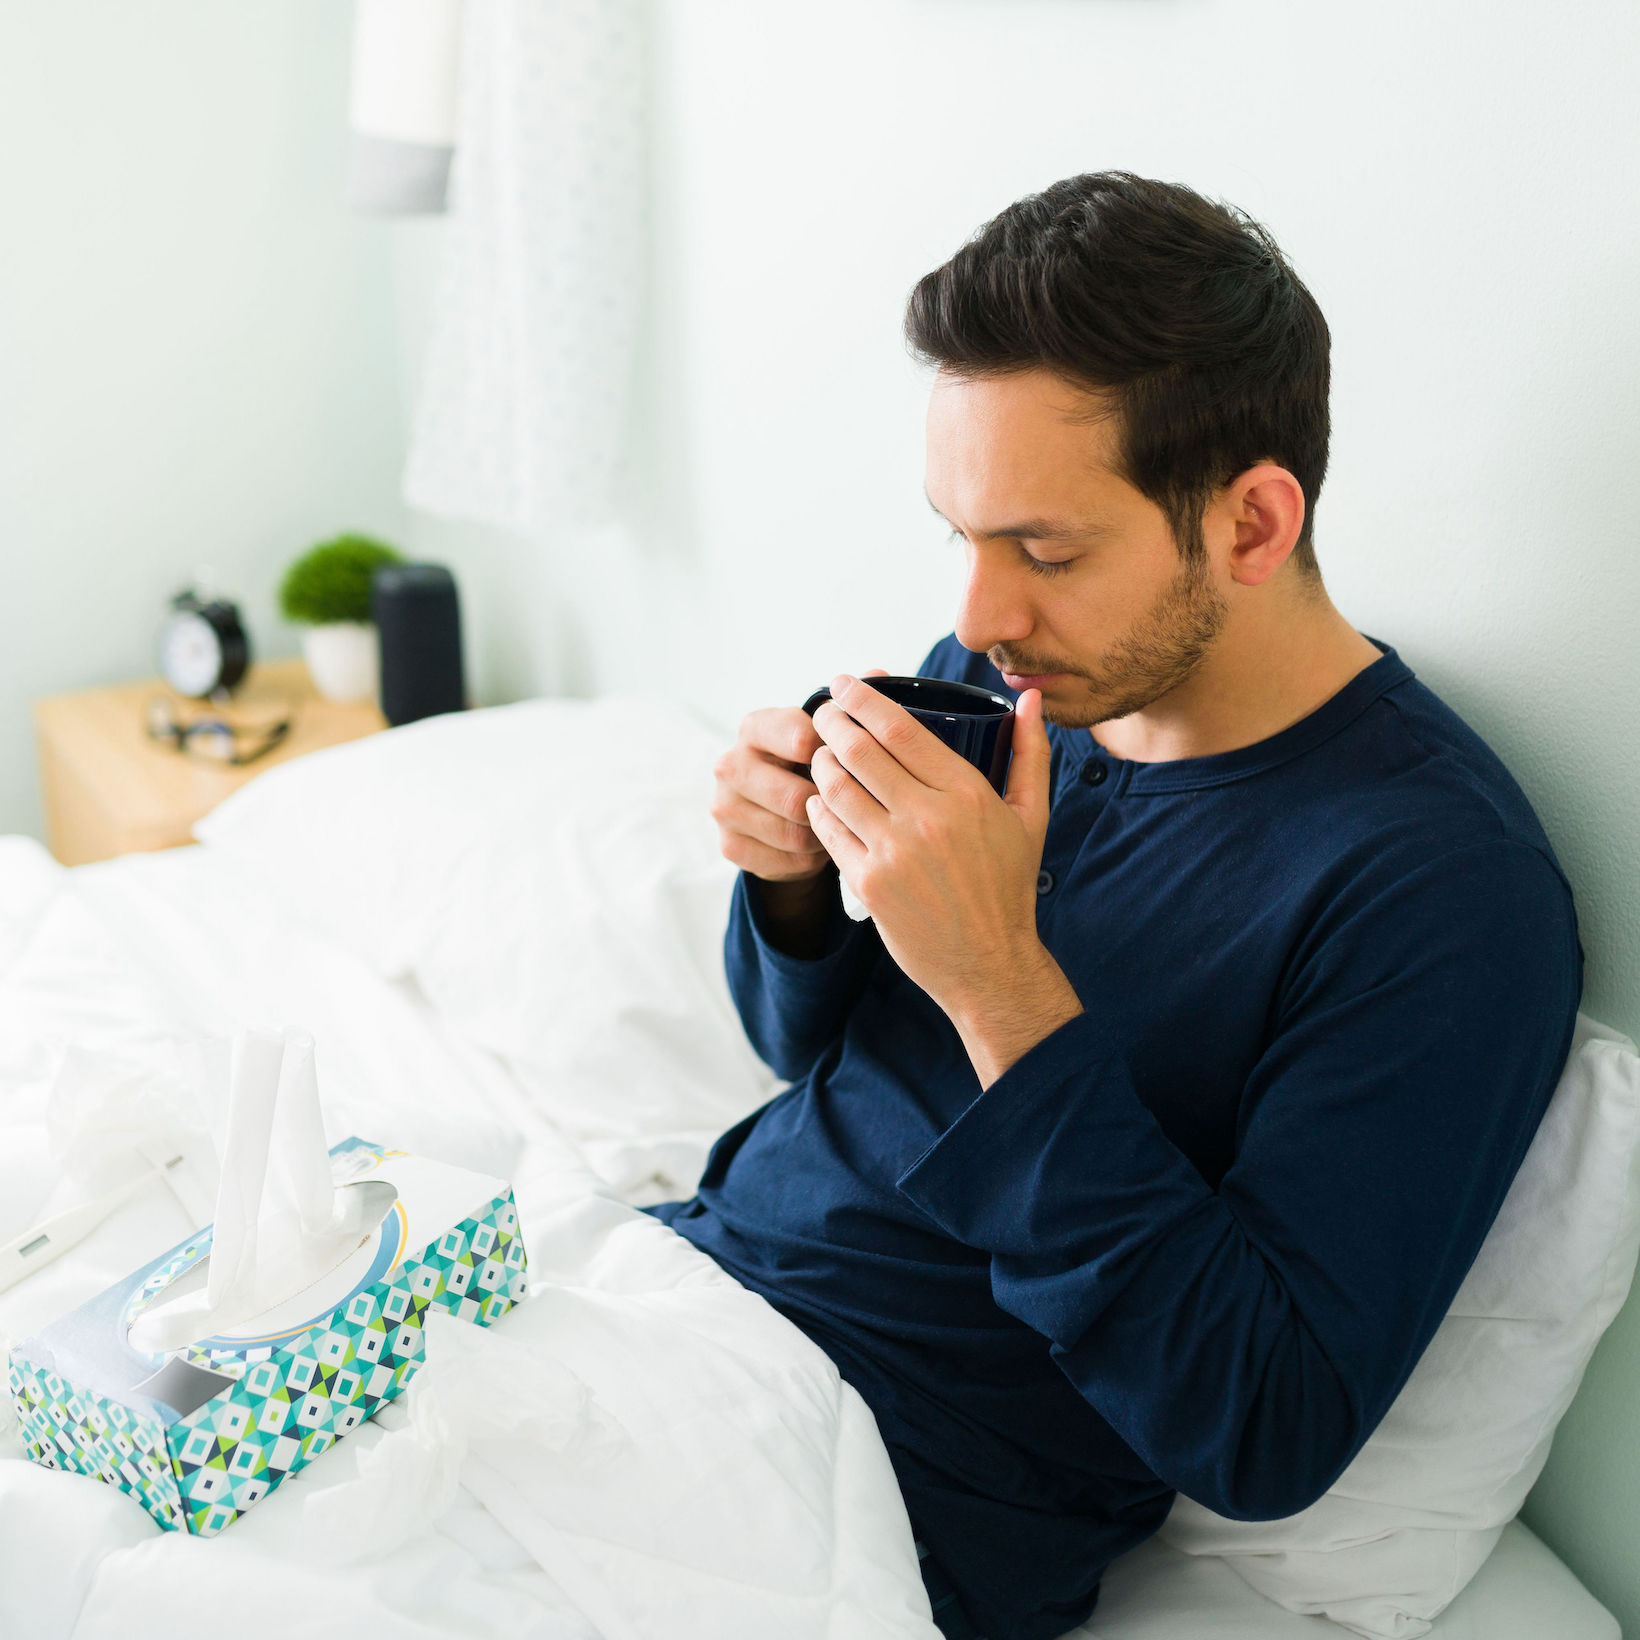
xmin=650 ymin=635 xmax=1583 ymax=1640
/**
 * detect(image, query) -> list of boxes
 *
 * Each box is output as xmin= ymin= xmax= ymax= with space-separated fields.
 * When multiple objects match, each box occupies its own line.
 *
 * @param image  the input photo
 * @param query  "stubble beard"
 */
xmin=990 ymin=549 xmax=1230 ymax=731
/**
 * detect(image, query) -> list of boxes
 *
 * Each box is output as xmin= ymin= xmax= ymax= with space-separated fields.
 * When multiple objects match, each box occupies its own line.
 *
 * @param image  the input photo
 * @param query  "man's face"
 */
xmin=924 ymin=368 xmax=1228 ymax=730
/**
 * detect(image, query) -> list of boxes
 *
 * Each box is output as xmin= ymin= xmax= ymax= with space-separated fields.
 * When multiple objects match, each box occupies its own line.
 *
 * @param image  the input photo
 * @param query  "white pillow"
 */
xmin=193 ymin=698 xmax=778 ymax=1199
xmin=1160 ymin=1012 xmax=1640 ymax=1639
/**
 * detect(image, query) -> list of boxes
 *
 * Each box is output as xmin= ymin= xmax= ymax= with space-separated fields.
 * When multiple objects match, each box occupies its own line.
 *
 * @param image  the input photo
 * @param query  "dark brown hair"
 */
xmin=905 ymin=172 xmax=1330 ymax=578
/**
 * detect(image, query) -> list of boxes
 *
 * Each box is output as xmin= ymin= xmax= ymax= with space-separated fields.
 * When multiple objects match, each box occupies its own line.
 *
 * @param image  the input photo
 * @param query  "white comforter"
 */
xmin=0 ymin=837 xmax=937 ymax=1640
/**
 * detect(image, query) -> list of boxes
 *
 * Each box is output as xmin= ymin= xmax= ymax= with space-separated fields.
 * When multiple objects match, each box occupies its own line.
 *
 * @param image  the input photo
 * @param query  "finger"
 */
xmin=1003 ymin=688 xmax=1053 ymax=840
xmin=810 ymin=745 xmax=889 ymax=845
xmin=862 ymin=666 xmax=889 ymax=678
xmin=712 ymin=791 xmax=829 ymax=859
xmin=826 ymin=673 xmax=966 ymax=790
xmin=812 ymin=698 xmax=919 ymax=810
xmin=722 ymin=829 xmax=832 ymax=883
xmin=805 ymin=793 xmax=868 ymax=882
xmin=743 ymin=706 xmax=823 ymax=767
xmin=719 ymin=747 xmax=820 ymax=829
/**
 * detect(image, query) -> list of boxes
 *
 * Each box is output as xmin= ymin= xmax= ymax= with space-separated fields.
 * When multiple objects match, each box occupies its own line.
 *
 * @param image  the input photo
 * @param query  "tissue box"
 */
xmin=7 ymin=1138 xmax=527 ymax=1537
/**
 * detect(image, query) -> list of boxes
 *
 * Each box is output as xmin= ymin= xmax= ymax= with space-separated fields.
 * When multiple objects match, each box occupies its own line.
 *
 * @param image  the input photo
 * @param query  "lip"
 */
xmin=1000 ymin=672 xmax=1064 ymax=691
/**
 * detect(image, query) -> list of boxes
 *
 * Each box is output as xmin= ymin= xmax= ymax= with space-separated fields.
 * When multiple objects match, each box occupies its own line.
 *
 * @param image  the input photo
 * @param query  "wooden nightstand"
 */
xmin=33 ymin=657 xmax=387 ymax=866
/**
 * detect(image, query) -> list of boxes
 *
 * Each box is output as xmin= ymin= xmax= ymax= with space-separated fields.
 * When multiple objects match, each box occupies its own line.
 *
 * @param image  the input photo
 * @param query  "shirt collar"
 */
xmin=1050 ymin=636 xmax=1413 ymax=794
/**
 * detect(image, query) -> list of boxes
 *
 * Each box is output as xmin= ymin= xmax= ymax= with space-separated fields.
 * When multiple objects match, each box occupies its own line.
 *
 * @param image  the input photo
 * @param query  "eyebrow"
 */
xmin=924 ymin=489 xmax=1109 ymax=542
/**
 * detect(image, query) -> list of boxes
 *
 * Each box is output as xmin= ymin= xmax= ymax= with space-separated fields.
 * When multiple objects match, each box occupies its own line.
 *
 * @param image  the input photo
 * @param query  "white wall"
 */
xmin=517 ymin=0 xmax=1640 ymax=1044
xmin=535 ymin=0 xmax=1640 ymax=1025
xmin=0 ymin=0 xmax=537 ymax=838
xmin=483 ymin=0 xmax=1640 ymax=1623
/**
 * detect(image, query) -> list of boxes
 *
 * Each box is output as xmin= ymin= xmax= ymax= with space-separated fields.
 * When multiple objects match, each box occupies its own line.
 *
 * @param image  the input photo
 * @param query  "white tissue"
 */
xmin=128 ymin=1028 xmax=386 ymax=1354
xmin=839 ymin=877 xmax=872 ymax=922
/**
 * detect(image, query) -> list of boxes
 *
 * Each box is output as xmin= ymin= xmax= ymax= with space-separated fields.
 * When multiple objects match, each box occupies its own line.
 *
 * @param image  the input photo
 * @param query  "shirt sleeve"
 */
xmin=894 ymin=838 xmax=1584 ymax=1521
xmin=724 ymin=871 xmax=883 ymax=1083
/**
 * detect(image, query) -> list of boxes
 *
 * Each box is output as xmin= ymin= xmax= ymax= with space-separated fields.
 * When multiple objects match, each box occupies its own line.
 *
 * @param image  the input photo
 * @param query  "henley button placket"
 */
xmin=1081 ymin=759 xmax=1109 ymax=786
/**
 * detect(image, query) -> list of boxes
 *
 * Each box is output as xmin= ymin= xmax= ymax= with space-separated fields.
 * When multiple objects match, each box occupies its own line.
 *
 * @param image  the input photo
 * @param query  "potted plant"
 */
xmin=279 ymin=534 xmax=403 ymax=704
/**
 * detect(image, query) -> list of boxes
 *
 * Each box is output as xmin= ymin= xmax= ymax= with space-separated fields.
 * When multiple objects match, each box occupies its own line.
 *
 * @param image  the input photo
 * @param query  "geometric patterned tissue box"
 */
xmin=6 ymin=1137 xmax=527 ymax=1537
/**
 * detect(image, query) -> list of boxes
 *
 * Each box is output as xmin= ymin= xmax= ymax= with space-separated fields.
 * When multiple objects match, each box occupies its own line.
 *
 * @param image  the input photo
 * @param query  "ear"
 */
xmin=1217 ymin=463 xmax=1306 ymax=588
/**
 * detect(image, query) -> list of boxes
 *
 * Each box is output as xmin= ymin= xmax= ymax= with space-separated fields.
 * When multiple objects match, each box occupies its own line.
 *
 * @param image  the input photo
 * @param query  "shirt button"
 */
xmin=1081 ymin=760 xmax=1108 ymax=786
xmin=1036 ymin=869 xmax=1054 ymax=895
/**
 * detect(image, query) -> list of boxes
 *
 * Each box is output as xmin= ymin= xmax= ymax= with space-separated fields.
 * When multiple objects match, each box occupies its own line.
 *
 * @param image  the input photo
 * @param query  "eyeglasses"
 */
xmin=144 ymin=697 xmax=293 ymax=766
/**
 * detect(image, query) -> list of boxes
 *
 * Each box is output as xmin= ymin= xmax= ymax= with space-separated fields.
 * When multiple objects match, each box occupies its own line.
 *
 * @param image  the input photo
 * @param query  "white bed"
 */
xmin=0 ymin=723 xmax=1621 ymax=1640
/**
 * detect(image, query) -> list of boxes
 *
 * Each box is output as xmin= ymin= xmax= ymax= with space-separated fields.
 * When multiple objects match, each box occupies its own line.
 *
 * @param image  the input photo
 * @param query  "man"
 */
xmin=649 ymin=173 xmax=1583 ymax=1640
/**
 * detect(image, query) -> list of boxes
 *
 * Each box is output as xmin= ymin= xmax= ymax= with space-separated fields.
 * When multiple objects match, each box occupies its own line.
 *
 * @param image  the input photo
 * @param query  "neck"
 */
xmin=1088 ymin=585 xmax=1386 ymax=764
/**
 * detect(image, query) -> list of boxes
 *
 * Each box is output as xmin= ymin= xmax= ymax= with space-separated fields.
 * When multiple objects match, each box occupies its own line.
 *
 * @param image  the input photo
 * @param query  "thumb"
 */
xmin=1003 ymin=689 xmax=1052 ymax=838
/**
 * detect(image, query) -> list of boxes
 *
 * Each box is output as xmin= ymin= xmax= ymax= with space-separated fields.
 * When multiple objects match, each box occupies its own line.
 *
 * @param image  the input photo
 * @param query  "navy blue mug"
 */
xmin=802 ymin=676 xmax=1016 ymax=795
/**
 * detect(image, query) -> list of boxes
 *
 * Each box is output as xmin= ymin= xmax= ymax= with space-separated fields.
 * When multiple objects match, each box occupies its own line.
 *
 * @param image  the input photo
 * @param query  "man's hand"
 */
xmin=806 ymin=674 xmax=1083 ymax=1087
xmin=712 ymin=707 xmax=831 ymax=885
xmin=711 ymin=671 xmax=887 ymax=955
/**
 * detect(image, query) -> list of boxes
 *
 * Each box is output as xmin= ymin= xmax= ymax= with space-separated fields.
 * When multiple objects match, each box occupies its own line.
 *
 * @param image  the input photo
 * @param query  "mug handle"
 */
xmin=796 ymin=688 xmax=833 ymax=779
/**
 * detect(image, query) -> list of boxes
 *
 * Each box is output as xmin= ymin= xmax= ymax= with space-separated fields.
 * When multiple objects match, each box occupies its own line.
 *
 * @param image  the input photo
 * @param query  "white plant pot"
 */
xmin=302 ymin=622 xmax=379 ymax=705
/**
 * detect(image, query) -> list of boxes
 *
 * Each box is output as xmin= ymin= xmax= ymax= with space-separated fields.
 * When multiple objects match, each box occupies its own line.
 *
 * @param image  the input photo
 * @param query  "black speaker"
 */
xmin=372 ymin=562 xmax=467 ymax=727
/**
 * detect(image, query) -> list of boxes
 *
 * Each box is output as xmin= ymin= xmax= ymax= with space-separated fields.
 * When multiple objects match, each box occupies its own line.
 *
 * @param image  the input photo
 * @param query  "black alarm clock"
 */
xmin=158 ymin=590 xmax=250 ymax=699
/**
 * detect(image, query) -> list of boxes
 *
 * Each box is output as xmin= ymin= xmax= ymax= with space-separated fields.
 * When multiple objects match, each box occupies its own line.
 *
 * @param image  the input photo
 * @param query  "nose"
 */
xmin=953 ymin=544 xmax=1034 ymax=655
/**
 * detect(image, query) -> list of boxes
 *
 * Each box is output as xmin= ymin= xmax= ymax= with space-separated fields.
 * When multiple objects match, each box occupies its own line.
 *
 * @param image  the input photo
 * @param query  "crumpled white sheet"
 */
xmin=8 ymin=1139 xmax=937 ymax=1640
xmin=292 ymin=1167 xmax=938 ymax=1640
xmin=0 ymin=840 xmax=218 ymax=1358
xmin=0 ymin=837 xmax=938 ymax=1640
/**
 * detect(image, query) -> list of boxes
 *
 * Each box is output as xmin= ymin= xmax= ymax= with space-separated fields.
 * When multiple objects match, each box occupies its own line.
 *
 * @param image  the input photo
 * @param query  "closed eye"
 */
xmin=948 ymin=526 xmax=1076 ymax=578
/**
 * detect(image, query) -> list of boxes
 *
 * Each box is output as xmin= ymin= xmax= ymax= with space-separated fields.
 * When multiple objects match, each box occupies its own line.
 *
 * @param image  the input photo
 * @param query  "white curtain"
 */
xmin=402 ymin=0 xmax=647 ymax=532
